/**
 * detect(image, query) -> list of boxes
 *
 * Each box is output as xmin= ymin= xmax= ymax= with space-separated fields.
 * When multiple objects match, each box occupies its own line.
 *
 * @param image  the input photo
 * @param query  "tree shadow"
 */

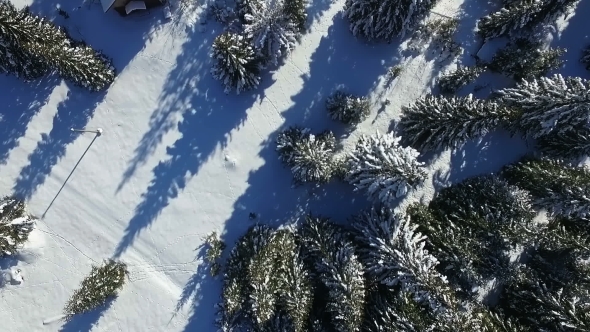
xmin=432 ymin=130 xmax=531 ymax=189
xmin=179 ymin=12 xmax=403 ymax=331
xmin=112 ymin=17 xmax=274 ymax=257
xmin=0 ymin=76 xmax=59 ymax=165
xmin=12 ymin=87 xmax=106 ymax=201
xmin=58 ymin=299 xmax=115 ymax=332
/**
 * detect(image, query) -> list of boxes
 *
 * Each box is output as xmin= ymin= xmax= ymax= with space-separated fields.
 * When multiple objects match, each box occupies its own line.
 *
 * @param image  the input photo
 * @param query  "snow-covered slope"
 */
xmin=0 ymin=0 xmax=587 ymax=330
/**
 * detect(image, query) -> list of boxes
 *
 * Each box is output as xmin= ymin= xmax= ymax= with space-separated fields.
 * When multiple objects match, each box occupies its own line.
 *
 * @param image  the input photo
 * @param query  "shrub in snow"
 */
xmin=408 ymin=18 xmax=462 ymax=59
xmin=343 ymin=0 xmax=438 ymax=42
xmin=0 ymin=1 xmax=115 ymax=90
xmin=300 ymin=215 xmax=365 ymax=332
xmin=489 ymin=39 xmax=565 ymax=81
xmin=496 ymin=74 xmax=590 ymax=138
xmin=438 ymin=65 xmax=485 ymax=94
xmin=243 ymin=0 xmax=298 ymax=65
xmin=400 ymin=94 xmax=517 ymax=152
xmin=0 ymin=197 xmax=35 ymax=257
xmin=204 ymin=231 xmax=226 ymax=276
xmin=476 ymin=0 xmax=580 ymax=41
xmin=276 ymin=126 xmax=337 ymax=185
xmin=537 ymin=126 xmax=590 ymax=159
xmin=501 ymin=157 xmax=590 ymax=219
xmin=581 ymin=45 xmax=590 ymax=70
xmin=211 ymin=31 xmax=262 ymax=94
xmin=353 ymin=207 xmax=453 ymax=313
xmin=325 ymin=90 xmax=370 ymax=126
xmin=346 ymin=132 xmax=426 ymax=205
xmin=63 ymin=259 xmax=128 ymax=320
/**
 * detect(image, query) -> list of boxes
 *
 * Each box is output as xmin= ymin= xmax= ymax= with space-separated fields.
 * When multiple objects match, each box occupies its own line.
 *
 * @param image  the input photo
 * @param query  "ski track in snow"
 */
xmin=0 ymin=0 xmax=587 ymax=330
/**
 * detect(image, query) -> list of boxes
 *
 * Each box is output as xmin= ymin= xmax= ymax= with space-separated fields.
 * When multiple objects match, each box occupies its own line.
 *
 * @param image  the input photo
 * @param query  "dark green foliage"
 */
xmin=211 ymin=31 xmax=261 ymax=94
xmin=284 ymin=0 xmax=307 ymax=32
xmin=501 ymin=157 xmax=590 ymax=219
xmin=204 ymin=232 xmax=226 ymax=277
xmin=400 ymin=94 xmax=519 ymax=152
xmin=236 ymin=0 xmax=262 ymax=21
xmin=438 ymin=65 xmax=485 ymax=94
xmin=489 ymin=39 xmax=565 ymax=81
xmin=537 ymin=126 xmax=590 ymax=159
xmin=63 ymin=260 xmax=128 ymax=319
xmin=325 ymin=90 xmax=370 ymax=126
xmin=0 ymin=197 xmax=35 ymax=257
xmin=0 ymin=0 xmax=115 ymax=90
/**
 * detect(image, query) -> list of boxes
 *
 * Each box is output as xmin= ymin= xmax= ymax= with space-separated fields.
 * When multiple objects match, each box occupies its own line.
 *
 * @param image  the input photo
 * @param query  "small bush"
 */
xmin=325 ymin=90 xmax=370 ymax=126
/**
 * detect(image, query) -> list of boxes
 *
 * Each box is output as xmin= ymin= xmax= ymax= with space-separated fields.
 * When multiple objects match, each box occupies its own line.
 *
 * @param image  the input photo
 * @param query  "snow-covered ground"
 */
xmin=0 ymin=0 xmax=588 ymax=330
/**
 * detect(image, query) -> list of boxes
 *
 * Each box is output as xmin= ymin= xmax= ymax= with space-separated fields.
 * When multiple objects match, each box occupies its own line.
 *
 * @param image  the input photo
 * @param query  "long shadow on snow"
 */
xmin=111 ymin=20 xmax=272 ymax=258
xmin=58 ymin=299 xmax=115 ymax=332
xmin=12 ymin=86 xmax=106 ymax=201
xmin=179 ymin=14 xmax=400 ymax=332
xmin=0 ymin=76 xmax=58 ymax=165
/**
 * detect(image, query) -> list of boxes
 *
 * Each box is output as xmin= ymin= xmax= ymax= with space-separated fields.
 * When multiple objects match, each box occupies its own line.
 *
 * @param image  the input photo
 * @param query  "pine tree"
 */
xmin=236 ymin=0 xmax=263 ymax=21
xmin=501 ymin=157 xmax=590 ymax=219
xmin=497 ymin=74 xmax=590 ymax=138
xmin=346 ymin=132 xmax=426 ymax=205
xmin=325 ymin=90 xmax=370 ymax=126
xmin=211 ymin=31 xmax=262 ymax=94
xmin=0 ymin=197 xmax=35 ymax=257
xmin=244 ymin=0 xmax=298 ymax=65
xmin=284 ymin=0 xmax=307 ymax=32
xmin=63 ymin=259 xmax=128 ymax=320
xmin=276 ymin=127 xmax=337 ymax=185
xmin=343 ymin=0 xmax=438 ymax=42
xmin=353 ymin=207 xmax=453 ymax=313
xmin=400 ymin=94 xmax=518 ymax=152
xmin=438 ymin=65 xmax=485 ymax=94
xmin=537 ymin=126 xmax=590 ymax=159
xmin=489 ymin=39 xmax=564 ymax=81
xmin=300 ymin=216 xmax=365 ymax=332
xmin=408 ymin=17 xmax=462 ymax=58
xmin=0 ymin=1 xmax=115 ymax=90
xmin=581 ymin=45 xmax=590 ymax=70
xmin=476 ymin=0 xmax=580 ymax=41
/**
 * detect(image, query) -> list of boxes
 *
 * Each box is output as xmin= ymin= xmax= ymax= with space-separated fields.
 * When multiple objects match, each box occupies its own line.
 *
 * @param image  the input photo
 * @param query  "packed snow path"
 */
xmin=0 ymin=0 xmax=552 ymax=329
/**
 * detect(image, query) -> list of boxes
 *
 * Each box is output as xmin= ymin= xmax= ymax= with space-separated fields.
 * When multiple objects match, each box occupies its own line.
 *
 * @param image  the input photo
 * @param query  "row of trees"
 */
xmin=216 ymin=158 xmax=590 ymax=331
xmin=0 ymin=1 xmax=115 ymax=91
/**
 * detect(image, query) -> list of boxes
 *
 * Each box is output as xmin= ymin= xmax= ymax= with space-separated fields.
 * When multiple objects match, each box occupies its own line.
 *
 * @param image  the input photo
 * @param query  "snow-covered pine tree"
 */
xmin=489 ymin=39 xmax=564 ymax=81
xmin=400 ymin=94 xmax=518 ymax=152
xmin=300 ymin=215 xmax=365 ymax=332
xmin=346 ymin=132 xmax=426 ymax=205
xmin=581 ymin=45 xmax=590 ymax=70
xmin=283 ymin=0 xmax=307 ymax=32
xmin=438 ymin=65 xmax=485 ymax=94
xmin=325 ymin=90 xmax=370 ymax=126
xmin=496 ymin=74 xmax=590 ymax=138
xmin=63 ymin=259 xmax=128 ymax=320
xmin=276 ymin=126 xmax=337 ymax=185
xmin=0 ymin=1 xmax=115 ymax=90
xmin=243 ymin=0 xmax=298 ymax=65
xmin=236 ymin=0 xmax=262 ymax=21
xmin=537 ymin=126 xmax=590 ymax=159
xmin=476 ymin=0 xmax=580 ymax=41
xmin=343 ymin=0 xmax=438 ymax=42
xmin=501 ymin=157 xmax=590 ymax=219
xmin=408 ymin=17 xmax=462 ymax=59
xmin=218 ymin=225 xmax=274 ymax=331
xmin=211 ymin=31 xmax=262 ymax=94
xmin=353 ymin=207 xmax=454 ymax=313
xmin=0 ymin=197 xmax=35 ymax=257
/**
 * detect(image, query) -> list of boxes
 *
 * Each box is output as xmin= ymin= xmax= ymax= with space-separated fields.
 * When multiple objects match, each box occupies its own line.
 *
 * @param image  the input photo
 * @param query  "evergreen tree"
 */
xmin=501 ymin=157 xmax=590 ymax=219
xmin=408 ymin=17 xmax=462 ymax=59
xmin=581 ymin=45 xmax=590 ymax=70
xmin=353 ymin=207 xmax=453 ymax=313
xmin=211 ymin=31 xmax=262 ymax=94
xmin=346 ymin=132 xmax=426 ymax=205
xmin=300 ymin=216 xmax=365 ymax=332
xmin=343 ymin=0 xmax=438 ymax=42
xmin=325 ymin=90 xmax=370 ymax=126
xmin=244 ymin=0 xmax=298 ymax=65
xmin=489 ymin=39 xmax=564 ymax=81
xmin=497 ymin=74 xmax=590 ymax=138
xmin=476 ymin=0 xmax=580 ymax=41
xmin=537 ymin=126 xmax=590 ymax=159
xmin=63 ymin=259 xmax=128 ymax=320
xmin=0 ymin=1 xmax=115 ymax=90
xmin=0 ymin=197 xmax=35 ymax=257
xmin=284 ymin=0 xmax=307 ymax=32
xmin=400 ymin=94 xmax=518 ymax=152
xmin=438 ymin=65 xmax=485 ymax=94
xmin=236 ymin=0 xmax=263 ymax=21
xmin=276 ymin=127 xmax=337 ymax=185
